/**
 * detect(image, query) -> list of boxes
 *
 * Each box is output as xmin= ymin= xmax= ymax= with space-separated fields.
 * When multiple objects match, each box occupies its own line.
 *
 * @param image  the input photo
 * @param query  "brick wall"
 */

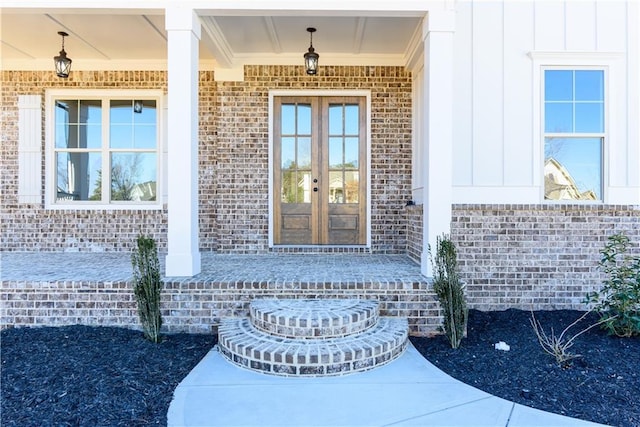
xmin=452 ymin=204 xmax=640 ymax=310
xmin=405 ymin=204 xmax=423 ymax=264
xmin=0 ymin=71 xmax=170 ymax=251
xmin=1 ymin=66 xmax=412 ymax=253
xmin=1 ymin=278 xmax=441 ymax=336
xmin=213 ymin=65 xmax=413 ymax=253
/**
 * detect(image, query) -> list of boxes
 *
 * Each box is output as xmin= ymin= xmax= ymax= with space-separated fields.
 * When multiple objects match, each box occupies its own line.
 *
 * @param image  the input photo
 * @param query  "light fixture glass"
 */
xmin=54 ymin=31 xmax=72 ymax=78
xmin=303 ymin=27 xmax=319 ymax=75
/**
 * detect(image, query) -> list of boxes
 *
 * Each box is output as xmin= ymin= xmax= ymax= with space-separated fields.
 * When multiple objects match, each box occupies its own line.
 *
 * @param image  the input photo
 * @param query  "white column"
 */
xmin=165 ymin=8 xmax=201 ymax=277
xmin=421 ymin=10 xmax=455 ymax=277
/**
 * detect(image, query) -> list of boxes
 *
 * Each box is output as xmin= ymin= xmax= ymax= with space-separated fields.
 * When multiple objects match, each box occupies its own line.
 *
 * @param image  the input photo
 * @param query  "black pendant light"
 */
xmin=303 ymin=27 xmax=319 ymax=75
xmin=54 ymin=31 xmax=72 ymax=78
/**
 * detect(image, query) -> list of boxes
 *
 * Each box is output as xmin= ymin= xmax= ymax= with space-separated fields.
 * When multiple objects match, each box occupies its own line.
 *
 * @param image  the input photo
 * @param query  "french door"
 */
xmin=273 ymin=96 xmax=367 ymax=245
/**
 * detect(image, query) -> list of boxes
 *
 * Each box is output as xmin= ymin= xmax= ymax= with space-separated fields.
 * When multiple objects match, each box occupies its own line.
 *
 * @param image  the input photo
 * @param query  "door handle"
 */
xmin=313 ymin=187 xmax=318 ymax=192
xmin=313 ymin=178 xmax=318 ymax=183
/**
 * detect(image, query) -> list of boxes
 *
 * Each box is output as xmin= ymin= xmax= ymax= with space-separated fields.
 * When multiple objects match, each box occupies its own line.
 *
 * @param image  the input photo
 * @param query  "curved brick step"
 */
xmin=218 ymin=317 xmax=408 ymax=377
xmin=250 ymin=298 xmax=379 ymax=339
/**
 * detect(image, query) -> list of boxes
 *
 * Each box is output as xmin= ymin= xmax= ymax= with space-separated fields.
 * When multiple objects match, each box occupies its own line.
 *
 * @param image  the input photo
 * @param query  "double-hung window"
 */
xmin=543 ymin=69 xmax=605 ymax=201
xmin=48 ymin=90 xmax=162 ymax=208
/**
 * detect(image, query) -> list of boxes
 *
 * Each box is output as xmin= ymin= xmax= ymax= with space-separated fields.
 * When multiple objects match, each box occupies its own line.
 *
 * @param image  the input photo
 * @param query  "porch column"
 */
xmin=421 ymin=10 xmax=455 ymax=277
xmin=165 ymin=8 xmax=201 ymax=276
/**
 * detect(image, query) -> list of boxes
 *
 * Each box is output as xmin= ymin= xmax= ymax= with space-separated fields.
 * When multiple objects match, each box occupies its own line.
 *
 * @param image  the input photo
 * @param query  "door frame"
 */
xmin=268 ymin=89 xmax=372 ymax=248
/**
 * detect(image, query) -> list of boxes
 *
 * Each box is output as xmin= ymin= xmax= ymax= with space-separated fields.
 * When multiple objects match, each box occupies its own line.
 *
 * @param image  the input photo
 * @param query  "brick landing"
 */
xmin=1 ymin=253 xmax=441 ymax=336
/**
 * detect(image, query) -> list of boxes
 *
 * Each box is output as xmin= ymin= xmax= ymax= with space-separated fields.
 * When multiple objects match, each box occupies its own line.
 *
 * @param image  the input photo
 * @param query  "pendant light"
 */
xmin=54 ymin=31 xmax=72 ymax=78
xmin=303 ymin=28 xmax=319 ymax=75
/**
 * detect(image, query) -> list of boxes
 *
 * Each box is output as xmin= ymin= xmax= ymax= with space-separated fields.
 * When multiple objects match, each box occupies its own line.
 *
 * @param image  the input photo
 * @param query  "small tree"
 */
xmin=430 ymin=234 xmax=468 ymax=349
xmin=586 ymin=232 xmax=640 ymax=337
xmin=131 ymin=235 xmax=163 ymax=343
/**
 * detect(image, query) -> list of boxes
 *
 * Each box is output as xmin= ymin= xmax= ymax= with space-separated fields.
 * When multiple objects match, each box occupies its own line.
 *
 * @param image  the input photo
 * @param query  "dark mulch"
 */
xmin=1 ymin=326 xmax=214 ymax=427
xmin=2 ymin=311 xmax=638 ymax=427
xmin=411 ymin=309 xmax=640 ymax=427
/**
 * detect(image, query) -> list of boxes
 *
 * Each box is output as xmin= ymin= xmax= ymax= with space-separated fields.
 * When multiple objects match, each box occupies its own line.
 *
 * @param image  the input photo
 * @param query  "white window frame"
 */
xmin=542 ymin=66 xmax=606 ymax=202
xmin=45 ymin=89 xmax=164 ymax=210
xmin=529 ymin=52 xmax=623 ymax=204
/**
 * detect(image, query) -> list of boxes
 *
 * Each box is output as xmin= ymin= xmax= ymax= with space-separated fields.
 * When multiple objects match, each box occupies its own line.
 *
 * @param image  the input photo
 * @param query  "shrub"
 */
xmin=131 ymin=235 xmax=163 ymax=343
xmin=530 ymin=310 xmax=609 ymax=366
xmin=586 ymin=232 xmax=640 ymax=337
xmin=430 ymin=234 xmax=468 ymax=349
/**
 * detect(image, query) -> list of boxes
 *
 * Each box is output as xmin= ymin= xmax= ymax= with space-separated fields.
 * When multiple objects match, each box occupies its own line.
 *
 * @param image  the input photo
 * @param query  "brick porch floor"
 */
xmin=0 ymin=252 xmax=440 ymax=335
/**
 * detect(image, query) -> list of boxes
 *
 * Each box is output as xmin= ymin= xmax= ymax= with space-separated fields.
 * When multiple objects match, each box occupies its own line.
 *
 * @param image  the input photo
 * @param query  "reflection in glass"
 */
xmin=110 ymin=100 xmax=133 ymax=124
xmin=329 ymin=171 xmax=344 ymax=203
xmin=298 ymin=138 xmax=311 ymax=168
xmin=110 ymin=100 xmax=157 ymax=149
xmin=281 ymin=171 xmax=311 ymax=203
xmin=281 ymin=105 xmax=295 ymax=134
xmin=281 ymin=137 xmax=295 ymax=169
xmin=575 ymin=103 xmax=604 ymax=133
xmin=545 ymin=70 xmax=604 ymax=134
xmin=545 ymin=103 xmax=572 ymax=133
xmin=344 ymin=171 xmax=359 ymax=203
xmin=297 ymin=105 xmax=311 ymax=135
xmin=56 ymin=152 xmax=102 ymax=201
xmin=280 ymin=103 xmax=313 ymax=204
xmin=55 ymin=100 xmax=102 ymax=149
xmin=544 ymin=137 xmax=602 ymax=200
xmin=575 ymin=71 xmax=604 ymax=101
xmin=545 ymin=70 xmax=573 ymax=101
xmin=110 ymin=124 xmax=133 ymax=149
xmin=344 ymin=105 xmax=359 ymax=135
xmin=329 ymin=137 xmax=343 ymax=169
xmin=329 ymin=106 xmax=342 ymax=135
xmin=110 ymin=152 xmax=157 ymax=201
xmin=344 ymin=138 xmax=359 ymax=168
xmin=134 ymin=100 xmax=157 ymax=124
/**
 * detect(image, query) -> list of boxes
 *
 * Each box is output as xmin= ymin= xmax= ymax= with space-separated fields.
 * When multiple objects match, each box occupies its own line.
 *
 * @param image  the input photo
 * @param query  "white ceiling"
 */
xmin=0 ymin=10 xmax=424 ymax=71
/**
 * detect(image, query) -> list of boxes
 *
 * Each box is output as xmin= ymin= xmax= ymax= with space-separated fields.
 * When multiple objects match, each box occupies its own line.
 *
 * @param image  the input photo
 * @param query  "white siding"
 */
xmin=565 ymin=1 xmax=596 ymax=51
xmin=503 ymin=0 xmax=534 ymax=187
xmin=471 ymin=1 xmax=503 ymax=186
xmin=452 ymin=0 xmax=473 ymax=186
xmin=452 ymin=0 xmax=638 ymax=204
xmin=534 ymin=1 xmax=565 ymax=51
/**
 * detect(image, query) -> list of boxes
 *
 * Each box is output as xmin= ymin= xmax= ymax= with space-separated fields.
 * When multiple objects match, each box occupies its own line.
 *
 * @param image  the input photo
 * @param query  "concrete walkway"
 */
xmin=168 ymin=343 xmax=607 ymax=427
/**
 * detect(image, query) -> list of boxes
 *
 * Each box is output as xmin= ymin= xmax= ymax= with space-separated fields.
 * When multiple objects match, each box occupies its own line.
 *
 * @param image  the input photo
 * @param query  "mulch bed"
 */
xmin=1 ymin=310 xmax=638 ymax=426
xmin=411 ymin=309 xmax=640 ymax=427
xmin=1 ymin=326 xmax=214 ymax=426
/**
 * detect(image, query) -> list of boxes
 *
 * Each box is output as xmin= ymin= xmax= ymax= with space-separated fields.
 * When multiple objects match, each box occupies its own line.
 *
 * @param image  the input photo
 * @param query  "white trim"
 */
xmin=268 ymin=89 xmax=372 ymax=248
xmin=44 ymin=88 xmax=164 ymax=210
xmin=530 ymin=52 xmax=625 ymax=204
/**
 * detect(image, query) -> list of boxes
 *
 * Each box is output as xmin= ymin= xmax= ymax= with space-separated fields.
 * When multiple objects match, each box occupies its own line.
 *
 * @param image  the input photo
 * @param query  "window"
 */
xmin=543 ymin=69 xmax=604 ymax=201
xmin=48 ymin=91 xmax=162 ymax=207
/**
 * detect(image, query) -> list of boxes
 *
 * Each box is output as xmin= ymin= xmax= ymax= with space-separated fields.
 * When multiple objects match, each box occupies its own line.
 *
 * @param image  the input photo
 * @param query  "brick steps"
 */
xmin=218 ymin=298 xmax=408 ymax=377
xmin=250 ymin=298 xmax=379 ymax=338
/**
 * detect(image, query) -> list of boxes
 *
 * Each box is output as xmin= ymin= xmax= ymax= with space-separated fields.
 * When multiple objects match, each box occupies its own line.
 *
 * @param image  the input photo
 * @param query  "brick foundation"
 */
xmin=452 ymin=204 xmax=640 ymax=310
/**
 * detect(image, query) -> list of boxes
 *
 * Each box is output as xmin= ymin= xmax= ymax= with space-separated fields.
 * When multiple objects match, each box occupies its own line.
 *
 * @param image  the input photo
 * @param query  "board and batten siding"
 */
xmin=451 ymin=0 xmax=640 ymax=204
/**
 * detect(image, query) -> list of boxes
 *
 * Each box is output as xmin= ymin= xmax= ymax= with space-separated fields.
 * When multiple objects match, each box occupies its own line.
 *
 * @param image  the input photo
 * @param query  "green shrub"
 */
xmin=586 ymin=232 xmax=640 ymax=337
xmin=430 ymin=234 xmax=468 ymax=349
xmin=131 ymin=235 xmax=163 ymax=343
